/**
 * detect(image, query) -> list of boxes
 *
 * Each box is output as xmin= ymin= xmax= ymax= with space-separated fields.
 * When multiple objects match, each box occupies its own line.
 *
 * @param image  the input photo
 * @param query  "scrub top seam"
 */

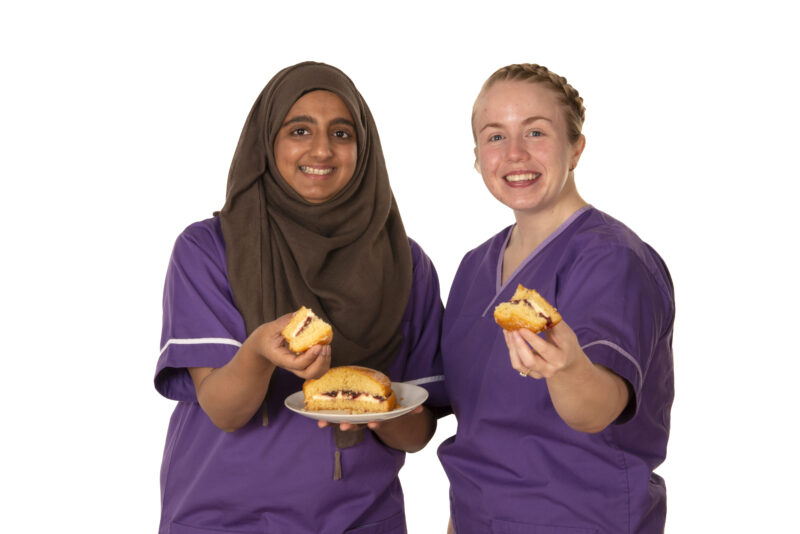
xmin=159 ymin=337 xmax=243 ymax=357
xmin=482 ymin=205 xmax=594 ymax=317
xmin=582 ymin=339 xmax=643 ymax=386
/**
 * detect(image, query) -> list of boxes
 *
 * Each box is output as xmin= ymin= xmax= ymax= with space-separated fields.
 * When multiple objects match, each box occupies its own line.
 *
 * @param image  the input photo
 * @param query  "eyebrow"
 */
xmin=478 ymin=115 xmax=552 ymax=133
xmin=282 ymin=115 xmax=356 ymax=129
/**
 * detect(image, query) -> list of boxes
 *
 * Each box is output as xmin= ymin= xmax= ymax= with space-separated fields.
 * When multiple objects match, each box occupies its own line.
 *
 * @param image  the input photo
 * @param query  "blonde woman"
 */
xmin=438 ymin=64 xmax=675 ymax=533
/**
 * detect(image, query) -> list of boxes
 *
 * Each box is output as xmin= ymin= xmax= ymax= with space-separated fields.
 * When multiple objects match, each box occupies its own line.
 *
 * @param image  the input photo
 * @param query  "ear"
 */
xmin=570 ymin=134 xmax=586 ymax=171
xmin=473 ymin=146 xmax=480 ymax=172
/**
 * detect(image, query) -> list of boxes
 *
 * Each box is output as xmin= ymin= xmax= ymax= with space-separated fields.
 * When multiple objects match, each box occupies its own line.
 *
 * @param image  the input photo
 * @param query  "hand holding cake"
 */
xmin=281 ymin=306 xmax=334 ymax=353
xmin=494 ymin=284 xmax=562 ymax=333
xmin=240 ymin=310 xmax=332 ymax=382
xmin=236 ymin=306 xmax=332 ymax=383
xmin=494 ymin=284 xmax=580 ymax=379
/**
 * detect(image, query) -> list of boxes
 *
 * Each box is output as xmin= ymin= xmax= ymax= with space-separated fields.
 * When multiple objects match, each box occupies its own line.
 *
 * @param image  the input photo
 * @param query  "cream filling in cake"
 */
xmin=312 ymin=391 xmax=386 ymax=403
xmin=291 ymin=310 xmax=318 ymax=337
xmin=511 ymin=298 xmax=553 ymax=325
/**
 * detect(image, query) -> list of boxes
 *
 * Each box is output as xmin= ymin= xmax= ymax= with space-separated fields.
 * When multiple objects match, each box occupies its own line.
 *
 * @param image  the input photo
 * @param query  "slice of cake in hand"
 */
xmin=281 ymin=306 xmax=333 ymax=353
xmin=303 ymin=366 xmax=397 ymax=414
xmin=493 ymin=284 xmax=562 ymax=333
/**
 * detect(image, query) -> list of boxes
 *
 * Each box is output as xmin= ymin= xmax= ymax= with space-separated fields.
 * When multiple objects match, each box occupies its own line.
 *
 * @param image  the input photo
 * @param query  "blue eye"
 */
xmin=528 ymin=130 xmax=543 ymax=137
xmin=488 ymin=134 xmax=503 ymax=142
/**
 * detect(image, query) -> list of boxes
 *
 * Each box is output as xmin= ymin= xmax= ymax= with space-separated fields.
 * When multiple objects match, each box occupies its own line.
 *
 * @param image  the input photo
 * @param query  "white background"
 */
xmin=2 ymin=1 xmax=798 ymax=532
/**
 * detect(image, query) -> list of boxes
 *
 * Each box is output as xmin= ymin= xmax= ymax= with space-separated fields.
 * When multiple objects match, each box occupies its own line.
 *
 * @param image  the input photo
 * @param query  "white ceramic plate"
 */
xmin=284 ymin=382 xmax=429 ymax=423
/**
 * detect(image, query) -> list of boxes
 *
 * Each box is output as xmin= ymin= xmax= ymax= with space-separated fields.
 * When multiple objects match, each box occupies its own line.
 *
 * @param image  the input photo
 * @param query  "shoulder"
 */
xmin=407 ymin=236 xmax=424 ymax=263
xmin=407 ymin=237 xmax=439 ymax=288
xmin=175 ymin=217 xmax=224 ymax=250
xmin=569 ymin=209 xmax=671 ymax=287
xmin=407 ymin=237 xmax=432 ymax=270
xmin=451 ymin=225 xmax=511 ymax=283
xmin=569 ymin=208 xmax=646 ymax=252
xmin=559 ymin=208 xmax=674 ymax=313
xmin=458 ymin=226 xmax=512 ymax=270
xmin=171 ymin=217 xmax=227 ymax=268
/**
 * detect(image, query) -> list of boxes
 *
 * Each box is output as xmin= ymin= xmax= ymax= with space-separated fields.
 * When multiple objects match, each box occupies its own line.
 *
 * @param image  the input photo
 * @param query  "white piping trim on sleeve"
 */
xmin=159 ymin=337 xmax=243 ymax=357
xmin=581 ymin=340 xmax=643 ymax=386
xmin=405 ymin=375 xmax=445 ymax=386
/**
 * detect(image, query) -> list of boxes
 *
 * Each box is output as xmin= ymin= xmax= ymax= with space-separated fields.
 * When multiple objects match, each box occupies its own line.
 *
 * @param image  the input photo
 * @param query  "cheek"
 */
xmin=272 ymin=142 xmax=287 ymax=176
xmin=480 ymin=162 xmax=502 ymax=192
xmin=477 ymin=148 xmax=501 ymax=177
xmin=481 ymin=174 xmax=495 ymax=192
xmin=341 ymin=146 xmax=357 ymax=175
xmin=273 ymin=139 xmax=294 ymax=167
xmin=543 ymin=141 xmax=571 ymax=166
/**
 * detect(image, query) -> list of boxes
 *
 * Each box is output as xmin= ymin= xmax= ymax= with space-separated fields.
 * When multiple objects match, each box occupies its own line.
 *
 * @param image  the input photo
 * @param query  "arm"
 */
xmin=190 ymin=314 xmax=331 ymax=432
xmin=505 ymin=321 xmax=630 ymax=433
xmin=370 ymin=406 xmax=437 ymax=452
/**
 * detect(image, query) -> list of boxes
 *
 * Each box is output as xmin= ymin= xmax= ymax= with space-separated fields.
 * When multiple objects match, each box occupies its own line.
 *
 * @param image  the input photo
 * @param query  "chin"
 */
xmin=493 ymin=193 xmax=545 ymax=212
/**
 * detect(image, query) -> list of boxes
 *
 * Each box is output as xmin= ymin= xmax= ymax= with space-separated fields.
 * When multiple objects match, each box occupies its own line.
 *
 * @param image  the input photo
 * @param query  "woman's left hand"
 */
xmin=503 ymin=321 xmax=584 ymax=379
xmin=316 ymin=405 xmax=424 ymax=432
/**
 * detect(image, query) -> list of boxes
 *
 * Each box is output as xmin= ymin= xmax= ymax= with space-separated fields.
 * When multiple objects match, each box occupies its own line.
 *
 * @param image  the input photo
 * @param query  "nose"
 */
xmin=310 ymin=134 xmax=333 ymax=159
xmin=506 ymin=136 xmax=529 ymax=162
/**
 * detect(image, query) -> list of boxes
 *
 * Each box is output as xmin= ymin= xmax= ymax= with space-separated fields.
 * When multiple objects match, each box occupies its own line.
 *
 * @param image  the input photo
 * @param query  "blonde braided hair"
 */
xmin=471 ymin=63 xmax=585 ymax=144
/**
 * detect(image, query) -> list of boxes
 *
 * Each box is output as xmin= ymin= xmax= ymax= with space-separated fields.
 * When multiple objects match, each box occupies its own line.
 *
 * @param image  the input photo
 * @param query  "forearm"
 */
xmin=546 ymin=357 xmax=629 ymax=434
xmin=372 ymin=406 xmax=436 ymax=453
xmin=191 ymin=336 xmax=276 ymax=432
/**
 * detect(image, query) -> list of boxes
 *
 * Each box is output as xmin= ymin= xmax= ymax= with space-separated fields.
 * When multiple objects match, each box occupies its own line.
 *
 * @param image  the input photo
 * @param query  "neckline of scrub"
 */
xmin=481 ymin=205 xmax=594 ymax=317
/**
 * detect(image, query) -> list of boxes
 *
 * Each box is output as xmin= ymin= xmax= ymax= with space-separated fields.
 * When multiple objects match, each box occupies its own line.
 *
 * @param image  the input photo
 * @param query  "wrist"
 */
xmin=549 ymin=350 xmax=593 ymax=386
xmin=241 ymin=326 xmax=278 ymax=375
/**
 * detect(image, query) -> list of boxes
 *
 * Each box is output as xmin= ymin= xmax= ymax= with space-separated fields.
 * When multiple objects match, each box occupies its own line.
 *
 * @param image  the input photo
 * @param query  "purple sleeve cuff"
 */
xmin=155 ymin=340 xmax=241 ymax=401
xmin=582 ymin=340 xmax=642 ymax=423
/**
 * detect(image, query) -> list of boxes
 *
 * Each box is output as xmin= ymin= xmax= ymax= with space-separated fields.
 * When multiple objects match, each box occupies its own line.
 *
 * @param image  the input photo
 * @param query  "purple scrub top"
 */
xmin=154 ymin=217 xmax=446 ymax=534
xmin=438 ymin=206 xmax=674 ymax=534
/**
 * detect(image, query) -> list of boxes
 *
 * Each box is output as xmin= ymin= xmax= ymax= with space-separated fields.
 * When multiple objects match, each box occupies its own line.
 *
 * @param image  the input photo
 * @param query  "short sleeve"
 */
xmin=154 ymin=219 xmax=247 ymax=402
xmin=392 ymin=239 xmax=448 ymax=408
xmin=556 ymin=244 xmax=672 ymax=418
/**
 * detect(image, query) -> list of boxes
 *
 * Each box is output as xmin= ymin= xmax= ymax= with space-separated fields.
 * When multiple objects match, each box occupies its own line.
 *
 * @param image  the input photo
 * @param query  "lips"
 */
xmin=300 ymin=165 xmax=334 ymax=176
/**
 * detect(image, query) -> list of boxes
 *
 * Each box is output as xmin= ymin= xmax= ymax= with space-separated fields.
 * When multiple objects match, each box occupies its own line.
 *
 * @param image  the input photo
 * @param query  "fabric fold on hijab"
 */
xmin=219 ymin=61 xmax=412 ymax=374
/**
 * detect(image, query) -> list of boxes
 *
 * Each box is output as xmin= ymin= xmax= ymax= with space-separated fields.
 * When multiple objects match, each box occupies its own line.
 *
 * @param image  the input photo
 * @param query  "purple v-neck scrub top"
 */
xmin=438 ymin=206 xmax=675 ymax=534
xmin=154 ymin=217 xmax=446 ymax=534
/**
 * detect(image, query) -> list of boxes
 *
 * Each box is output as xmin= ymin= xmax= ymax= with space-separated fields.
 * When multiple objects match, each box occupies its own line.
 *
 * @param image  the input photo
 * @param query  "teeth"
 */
xmin=505 ymin=173 xmax=540 ymax=182
xmin=300 ymin=166 xmax=333 ymax=176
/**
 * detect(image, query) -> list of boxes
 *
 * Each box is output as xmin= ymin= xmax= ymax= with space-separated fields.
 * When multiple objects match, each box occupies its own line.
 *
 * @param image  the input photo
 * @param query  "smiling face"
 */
xmin=273 ymin=90 xmax=358 ymax=204
xmin=473 ymin=80 xmax=585 ymax=215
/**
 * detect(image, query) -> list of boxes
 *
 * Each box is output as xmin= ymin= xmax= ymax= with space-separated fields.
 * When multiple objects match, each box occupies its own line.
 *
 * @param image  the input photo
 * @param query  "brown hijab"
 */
xmin=219 ymin=61 xmax=412 ymax=374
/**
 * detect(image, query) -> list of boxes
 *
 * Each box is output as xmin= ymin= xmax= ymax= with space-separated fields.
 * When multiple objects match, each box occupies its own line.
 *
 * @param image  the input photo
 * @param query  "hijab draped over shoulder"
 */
xmin=219 ymin=61 xmax=412 ymax=374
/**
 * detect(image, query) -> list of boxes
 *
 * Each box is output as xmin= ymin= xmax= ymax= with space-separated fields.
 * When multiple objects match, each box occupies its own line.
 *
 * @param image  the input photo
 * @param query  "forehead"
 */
xmin=475 ymin=80 xmax=564 ymax=125
xmin=286 ymin=90 xmax=353 ymax=120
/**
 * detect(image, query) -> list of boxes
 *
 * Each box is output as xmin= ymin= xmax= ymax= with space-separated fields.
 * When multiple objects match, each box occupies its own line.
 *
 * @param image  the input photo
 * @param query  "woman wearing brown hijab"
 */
xmin=154 ymin=62 xmax=446 ymax=534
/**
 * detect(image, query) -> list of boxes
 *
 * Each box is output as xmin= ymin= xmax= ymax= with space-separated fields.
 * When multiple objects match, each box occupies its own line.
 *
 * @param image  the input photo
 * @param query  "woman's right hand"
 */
xmin=189 ymin=313 xmax=332 ymax=432
xmin=251 ymin=313 xmax=331 ymax=380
